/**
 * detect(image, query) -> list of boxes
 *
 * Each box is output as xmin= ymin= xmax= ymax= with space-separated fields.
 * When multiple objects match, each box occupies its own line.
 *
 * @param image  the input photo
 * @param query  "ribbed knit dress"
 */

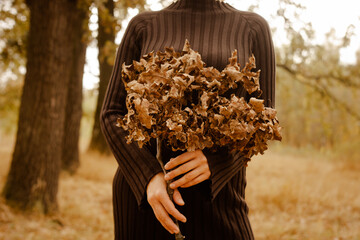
xmin=100 ymin=0 xmax=275 ymax=239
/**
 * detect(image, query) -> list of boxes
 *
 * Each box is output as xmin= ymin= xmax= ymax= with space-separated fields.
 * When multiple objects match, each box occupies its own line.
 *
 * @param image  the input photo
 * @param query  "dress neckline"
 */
xmin=164 ymin=0 xmax=233 ymax=12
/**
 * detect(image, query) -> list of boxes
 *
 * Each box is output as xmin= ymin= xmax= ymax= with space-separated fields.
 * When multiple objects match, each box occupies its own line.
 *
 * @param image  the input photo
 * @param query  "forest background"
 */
xmin=0 ymin=0 xmax=359 ymax=239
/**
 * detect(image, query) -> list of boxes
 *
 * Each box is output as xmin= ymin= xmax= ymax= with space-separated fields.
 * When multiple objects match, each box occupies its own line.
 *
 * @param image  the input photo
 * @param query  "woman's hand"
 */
xmin=146 ymin=172 xmax=186 ymax=234
xmin=164 ymin=150 xmax=210 ymax=189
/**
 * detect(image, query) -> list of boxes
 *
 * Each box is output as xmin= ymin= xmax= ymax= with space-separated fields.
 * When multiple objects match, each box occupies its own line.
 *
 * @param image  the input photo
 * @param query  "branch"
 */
xmin=277 ymin=63 xmax=360 ymax=88
xmin=277 ymin=63 xmax=360 ymax=121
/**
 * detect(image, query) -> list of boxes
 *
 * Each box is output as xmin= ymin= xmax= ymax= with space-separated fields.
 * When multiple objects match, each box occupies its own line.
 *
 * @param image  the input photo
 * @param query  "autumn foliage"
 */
xmin=117 ymin=39 xmax=282 ymax=160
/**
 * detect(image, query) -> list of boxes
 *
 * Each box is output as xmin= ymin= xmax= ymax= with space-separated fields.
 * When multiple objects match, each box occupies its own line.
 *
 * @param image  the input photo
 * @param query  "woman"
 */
xmin=100 ymin=0 xmax=275 ymax=239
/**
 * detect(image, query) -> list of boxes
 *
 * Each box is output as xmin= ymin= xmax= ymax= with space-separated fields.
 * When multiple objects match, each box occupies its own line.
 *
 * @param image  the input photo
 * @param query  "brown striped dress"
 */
xmin=100 ymin=0 xmax=275 ymax=239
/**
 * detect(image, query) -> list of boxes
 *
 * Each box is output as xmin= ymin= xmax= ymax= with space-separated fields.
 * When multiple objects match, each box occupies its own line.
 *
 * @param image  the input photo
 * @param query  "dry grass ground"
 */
xmin=0 ymin=136 xmax=359 ymax=240
xmin=247 ymin=148 xmax=360 ymax=240
xmin=0 ymin=135 xmax=117 ymax=240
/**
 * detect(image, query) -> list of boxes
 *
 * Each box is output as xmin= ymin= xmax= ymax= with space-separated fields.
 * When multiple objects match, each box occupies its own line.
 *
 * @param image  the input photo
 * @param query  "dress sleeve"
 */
xmin=203 ymin=147 xmax=249 ymax=201
xmin=100 ymin=16 xmax=163 ymax=209
xmin=250 ymin=14 xmax=276 ymax=108
xmin=203 ymin=14 xmax=276 ymax=201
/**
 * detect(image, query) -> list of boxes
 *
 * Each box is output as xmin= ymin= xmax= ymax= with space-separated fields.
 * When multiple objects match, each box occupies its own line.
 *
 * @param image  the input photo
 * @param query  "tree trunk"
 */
xmin=2 ymin=0 xmax=84 ymax=214
xmin=88 ymin=0 xmax=115 ymax=154
xmin=61 ymin=1 xmax=90 ymax=174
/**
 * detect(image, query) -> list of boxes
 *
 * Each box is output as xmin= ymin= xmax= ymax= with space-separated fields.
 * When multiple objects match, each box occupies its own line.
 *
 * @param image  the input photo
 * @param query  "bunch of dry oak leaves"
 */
xmin=117 ymin=39 xmax=282 ymax=162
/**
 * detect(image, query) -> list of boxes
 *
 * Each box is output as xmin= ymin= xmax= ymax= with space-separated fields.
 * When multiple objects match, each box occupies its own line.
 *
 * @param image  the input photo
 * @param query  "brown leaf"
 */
xmin=249 ymin=97 xmax=265 ymax=113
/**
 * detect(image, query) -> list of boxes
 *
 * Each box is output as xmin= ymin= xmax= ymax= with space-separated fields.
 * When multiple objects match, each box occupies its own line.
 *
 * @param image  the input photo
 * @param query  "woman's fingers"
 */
xmin=165 ymin=151 xmax=210 ymax=189
xmin=164 ymin=150 xmax=208 ymax=180
xmin=168 ymin=167 xmax=202 ymax=189
xmin=149 ymin=192 xmax=186 ymax=234
xmin=169 ymin=165 xmax=211 ymax=189
xmin=161 ymin=196 xmax=187 ymax=223
xmin=151 ymin=203 xmax=180 ymax=234
xmin=164 ymin=151 xmax=196 ymax=170
xmin=180 ymin=173 xmax=210 ymax=188
xmin=173 ymin=188 xmax=185 ymax=206
xmin=147 ymin=149 xmax=211 ymax=235
xmin=147 ymin=172 xmax=187 ymax=234
xmin=164 ymin=158 xmax=199 ymax=181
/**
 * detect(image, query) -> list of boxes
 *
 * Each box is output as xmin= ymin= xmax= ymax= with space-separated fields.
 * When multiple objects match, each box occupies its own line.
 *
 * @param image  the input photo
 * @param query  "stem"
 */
xmin=156 ymin=138 xmax=185 ymax=240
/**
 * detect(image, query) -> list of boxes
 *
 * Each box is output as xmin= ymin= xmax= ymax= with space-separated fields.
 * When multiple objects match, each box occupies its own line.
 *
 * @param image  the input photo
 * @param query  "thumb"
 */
xmin=173 ymin=188 xmax=185 ymax=206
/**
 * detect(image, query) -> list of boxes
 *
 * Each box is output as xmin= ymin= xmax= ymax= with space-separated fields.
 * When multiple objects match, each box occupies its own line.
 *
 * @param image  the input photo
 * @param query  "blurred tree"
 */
xmin=2 ymin=0 xmax=90 ymax=213
xmin=61 ymin=0 xmax=91 ymax=174
xmin=88 ymin=0 xmax=117 ymax=154
xmin=0 ymin=0 xmax=91 ymax=174
xmin=88 ymin=0 xmax=167 ymax=154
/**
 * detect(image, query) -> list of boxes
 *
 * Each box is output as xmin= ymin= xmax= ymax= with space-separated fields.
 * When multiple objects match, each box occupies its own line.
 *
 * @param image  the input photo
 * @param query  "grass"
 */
xmin=0 ymin=135 xmax=359 ymax=240
xmin=247 ymin=151 xmax=360 ymax=239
